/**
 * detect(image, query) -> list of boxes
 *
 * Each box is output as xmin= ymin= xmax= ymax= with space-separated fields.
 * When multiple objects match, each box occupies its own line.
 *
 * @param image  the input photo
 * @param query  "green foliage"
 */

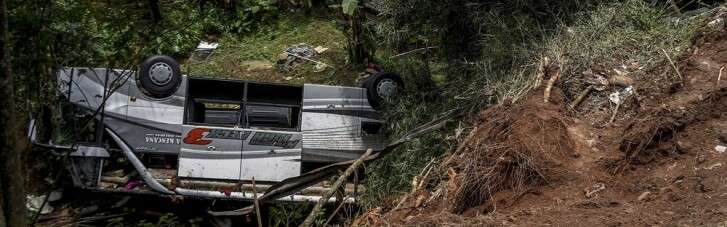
xmin=107 ymin=213 xmax=183 ymax=227
xmin=200 ymin=0 xmax=279 ymax=34
xmin=269 ymin=202 xmax=320 ymax=227
xmin=341 ymin=0 xmax=358 ymax=16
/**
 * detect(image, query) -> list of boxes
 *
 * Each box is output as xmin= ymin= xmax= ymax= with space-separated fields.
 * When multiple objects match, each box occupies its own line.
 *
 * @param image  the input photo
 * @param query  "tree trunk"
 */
xmin=0 ymin=0 xmax=28 ymax=226
xmin=346 ymin=6 xmax=371 ymax=65
xmin=149 ymin=0 xmax=162 ymax=22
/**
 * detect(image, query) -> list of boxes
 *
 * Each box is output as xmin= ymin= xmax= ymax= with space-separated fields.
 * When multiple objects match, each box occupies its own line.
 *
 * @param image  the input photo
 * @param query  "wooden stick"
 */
xmin=300 ymin=148 xmax=373 ymax=227
xmin=569 ymin=85 xmax=593 ymax=109
xmin=543 ymin=65 xmax=561 ymax=103
xmin=609 ymin=95 xmax=629 ymax=125
xmin=662 ymin=49 xmax=683 ymax=81
xmin=285 ymin=51 xmax=335 ymax=69
xmin=391 ymin=46 xmax=438 ymax=58
xmin=252 ymin=177 xmax=262 ymax=227
xmin=718 ymin=66 xmax=724 ymax=88
xmin=322 ymin=197 xmax=347 ymax=227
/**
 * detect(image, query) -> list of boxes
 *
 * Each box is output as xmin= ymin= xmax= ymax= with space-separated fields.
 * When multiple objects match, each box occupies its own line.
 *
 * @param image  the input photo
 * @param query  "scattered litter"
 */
xmin=313 ymin=62 xmax=328 ymax=72
xmin=276 ymin=43 xmax=334 ymax=72
xmin=26 ymin=195 xmax=54 ymax=214
xmin=608 ymin=86 xmax=634 ymax=105
xmin=715 ymin=145 xmax=726 ymax=153
xmin=708 ymin=18 xmax=723 ymax=27
xmin=585 ymin=183 xmax=606 ymax=198
xmin=190 ymin=41 xmax=219 ymax=62
xmin=48 ymin=190 xmax=62 ymax=202
xmin=124 ymin=180 xmax=143 ymax=190
xmin=609 ymin=92 xmax=621 ymax=105
xmin=314 ymin=46 xmax=329 ymax=54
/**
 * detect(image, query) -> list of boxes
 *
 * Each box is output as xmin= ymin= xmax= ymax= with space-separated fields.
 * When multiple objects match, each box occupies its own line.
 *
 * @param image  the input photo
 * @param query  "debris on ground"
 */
xmin=276 ymin=43 xmax=333 ymax=72
xmin=27 ymin=195 xmax=55 ymax=214
xmin=189 ymin=41 xmax=219 ymax=62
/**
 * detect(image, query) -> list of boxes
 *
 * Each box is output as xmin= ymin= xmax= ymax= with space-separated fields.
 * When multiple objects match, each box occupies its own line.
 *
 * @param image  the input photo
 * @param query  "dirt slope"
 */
xmin=354 ymin=7 xmax=727 ymax=227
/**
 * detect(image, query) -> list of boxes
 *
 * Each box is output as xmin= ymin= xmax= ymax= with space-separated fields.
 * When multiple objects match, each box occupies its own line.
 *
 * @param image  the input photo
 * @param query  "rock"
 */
xmin=715 ymin=123 xmax=727 ymax=143
xmin=716 ymin=145 xmax=727 ymax=153
xmin=697 ymin=155 xmax=707 ymax=164
xmin=277 ymin=53 xmax=289 ymax=61
xmin=637 ymin=191 xmax=651 ymax=201
xmin=405 ymin=215 xmax=416 ymax=222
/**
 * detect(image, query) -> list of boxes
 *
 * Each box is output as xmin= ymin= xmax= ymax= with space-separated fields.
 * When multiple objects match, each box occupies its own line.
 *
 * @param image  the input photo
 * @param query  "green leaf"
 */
xmin=341 ymin=0 xmax=358 ymax=16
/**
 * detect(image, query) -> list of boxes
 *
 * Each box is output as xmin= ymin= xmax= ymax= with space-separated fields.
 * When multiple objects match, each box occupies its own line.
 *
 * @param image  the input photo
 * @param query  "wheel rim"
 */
xmin=149 ymin=62 xmax=174 ymax=86
xmin=376 ymin=78 xmax=398 ymax=99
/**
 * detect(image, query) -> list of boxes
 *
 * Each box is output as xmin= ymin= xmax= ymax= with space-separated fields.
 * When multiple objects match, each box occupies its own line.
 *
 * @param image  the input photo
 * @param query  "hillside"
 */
xmin=353 ymin=7 xmax=727 ymax=226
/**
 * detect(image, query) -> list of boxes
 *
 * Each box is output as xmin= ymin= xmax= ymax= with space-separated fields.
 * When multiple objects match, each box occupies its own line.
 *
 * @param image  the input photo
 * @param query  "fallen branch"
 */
xmin=662 ymin=49 xmax=683 ymax=81
xmin=285 ymin=51 xmax=335 ymax=69
xmin=300 ymin=148 xmax=373 ymax=227
xmin=569 ymin=85 xmax=594 ymax=109
xmin=391 ymin=46 xmax=438 ymax=58
xmin=609 ymin=95 xmax=630 ymax=125
xmin=543 ymin=65 xmax=561 ymax=103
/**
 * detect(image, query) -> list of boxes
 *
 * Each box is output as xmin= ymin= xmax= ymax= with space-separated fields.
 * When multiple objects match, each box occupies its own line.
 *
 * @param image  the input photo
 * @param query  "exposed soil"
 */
xmin=354 ymin=7 xmax=727 ymax=227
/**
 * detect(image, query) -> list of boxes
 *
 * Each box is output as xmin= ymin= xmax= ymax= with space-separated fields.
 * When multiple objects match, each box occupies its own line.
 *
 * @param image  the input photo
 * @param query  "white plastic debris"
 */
xmin=26 ymin=195 xmax=54 ymax=214
xmin=609 ymin=86 xmax=634 ymax=105
xmin=708 ymin=18 xmax=723 ymax=27
xmin=190 ymin=41 xmax=219 ymax=62
xmin=609 ymin=92 xmax=621 ymax=104
xmin=47 ymin=190 xmax=62 ymax=202
xmin=715 ymin=145 xmax=727 ymax=153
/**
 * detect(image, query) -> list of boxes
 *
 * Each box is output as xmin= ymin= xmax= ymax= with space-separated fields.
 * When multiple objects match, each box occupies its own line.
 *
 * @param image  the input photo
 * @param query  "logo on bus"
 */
xmin=183 ymin=128 xmax=299 ymax=148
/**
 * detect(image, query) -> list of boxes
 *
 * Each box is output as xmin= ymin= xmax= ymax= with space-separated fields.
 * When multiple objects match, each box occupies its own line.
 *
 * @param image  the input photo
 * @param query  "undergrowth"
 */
xmin=362 ymin=0 xmax=708 ymax=209
xmin=187 ymin=9 xmax=360 ymax=85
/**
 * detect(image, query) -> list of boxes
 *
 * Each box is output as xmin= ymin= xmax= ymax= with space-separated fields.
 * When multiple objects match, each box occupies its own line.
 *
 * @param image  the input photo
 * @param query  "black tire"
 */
xmin=139 ymin=55 xmax=182 ymax=97
xmin=366 ymin=72 xmax=404 ymax=108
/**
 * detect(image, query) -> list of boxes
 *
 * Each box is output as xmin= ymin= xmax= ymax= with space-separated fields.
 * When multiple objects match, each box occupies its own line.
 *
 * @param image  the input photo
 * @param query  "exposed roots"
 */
xmin=447 ymin=88 xmax=576 ymax=214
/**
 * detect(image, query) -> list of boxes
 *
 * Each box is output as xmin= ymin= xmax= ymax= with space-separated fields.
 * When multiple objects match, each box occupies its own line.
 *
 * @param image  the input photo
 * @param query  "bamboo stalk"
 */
xmin=252 ymin=177 xmax=262 ymax=227
xmin=662 ymin=49 xmax=683 ymax=81
xmin=300 ymin=148 xmax=373 ymax=227
xmin=569 ymin=85 xmax=594 ymax=109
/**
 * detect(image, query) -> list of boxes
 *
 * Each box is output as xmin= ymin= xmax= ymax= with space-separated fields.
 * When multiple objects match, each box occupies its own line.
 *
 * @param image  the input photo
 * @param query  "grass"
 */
xmin=185 ymin=10 xmax=361 ymax=86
